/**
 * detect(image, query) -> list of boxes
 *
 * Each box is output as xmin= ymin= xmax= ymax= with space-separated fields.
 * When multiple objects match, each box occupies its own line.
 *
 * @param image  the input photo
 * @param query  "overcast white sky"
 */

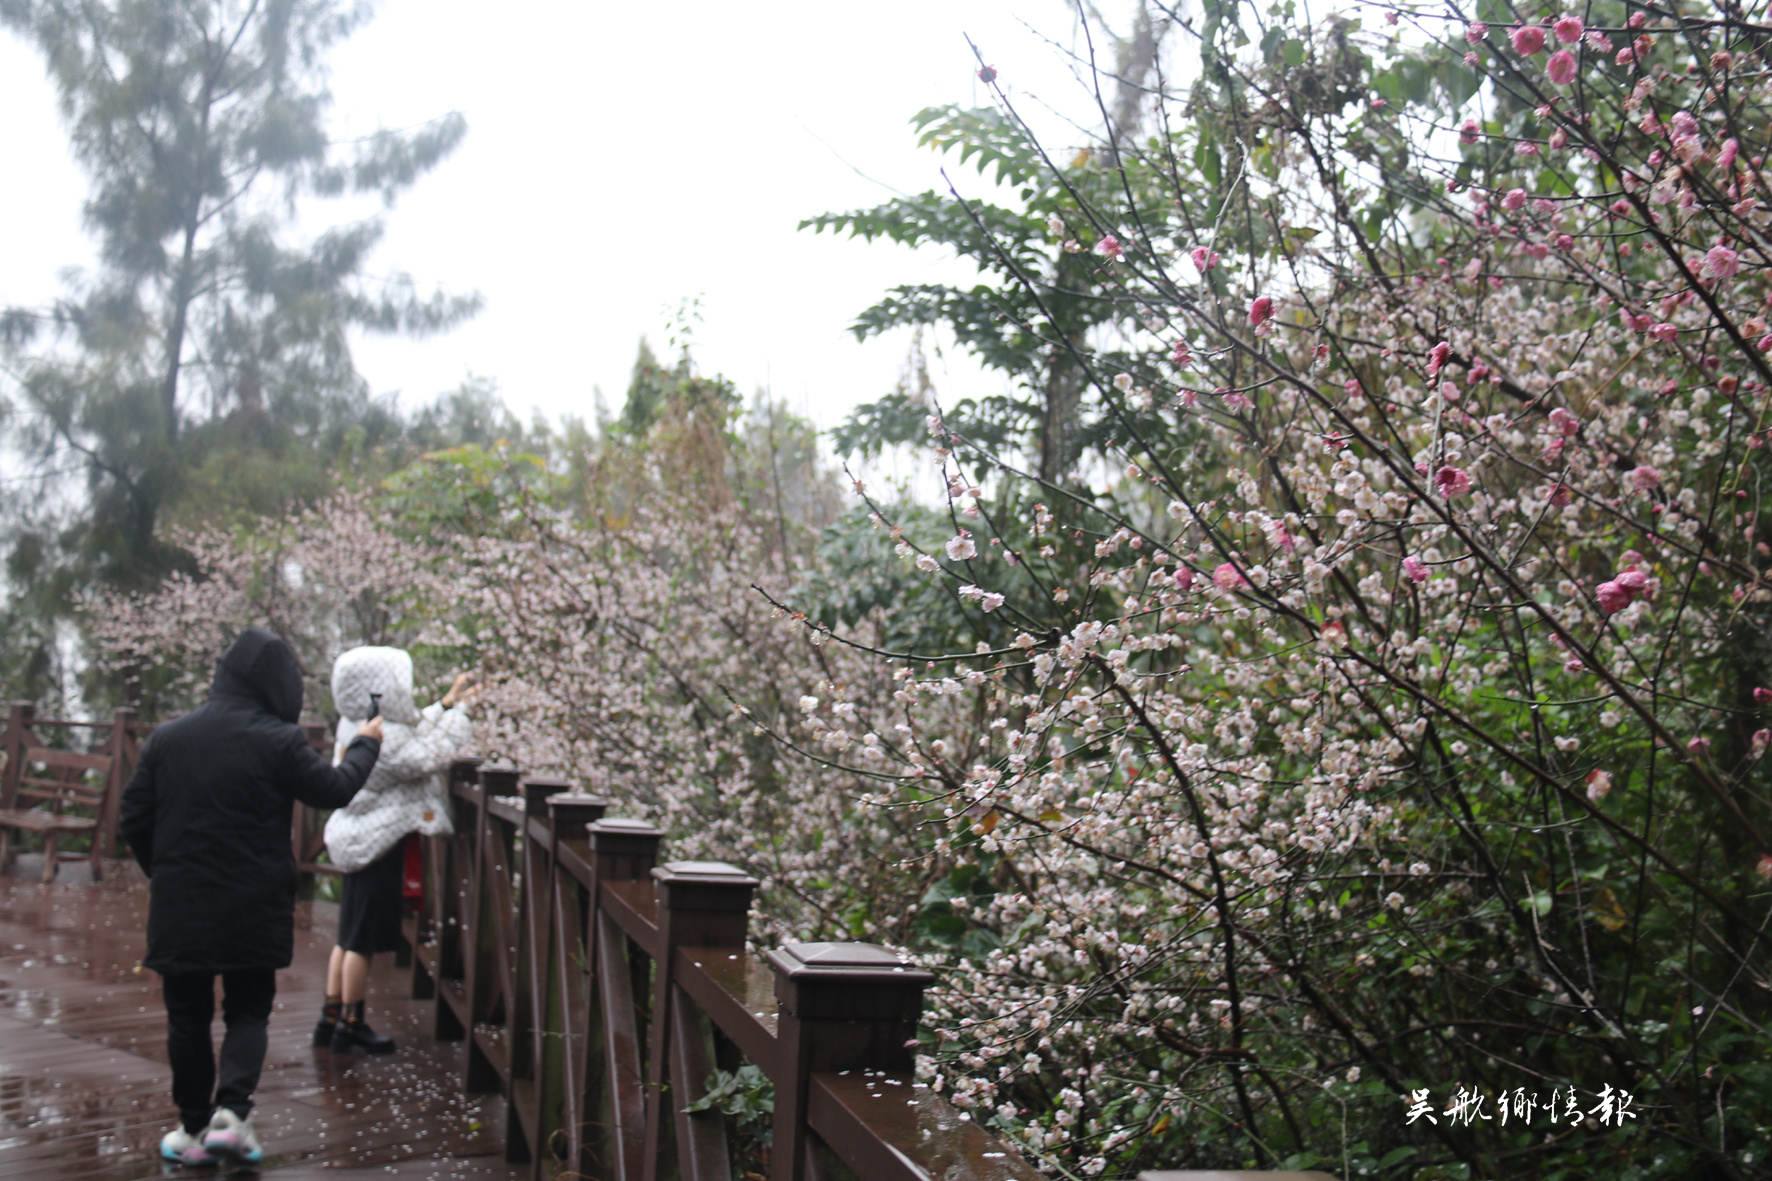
xmin=1 ymin=1 xmax=1134 ymax=453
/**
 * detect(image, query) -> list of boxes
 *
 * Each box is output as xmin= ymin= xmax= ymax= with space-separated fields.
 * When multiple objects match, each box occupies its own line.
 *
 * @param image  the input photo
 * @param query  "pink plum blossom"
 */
xmin=1628 ymin=465 xmax=1662 ymax=491
xmin=1553 ymin=15 xmax=1583 ymax=41
xmin=1249 ymin=296 xmax=1274 ymax=327
xmin=1705 ymin=244 xmax=1740 ymax=282
xmin=1096 ymin=234 xmax=1123 ymax=260
xmin=1688 ymin=736 xmax=1712 ymax=755
xmin=1459 ymin=118 xmax=1480 ymax=145
xmin=1212 ymin=563 xmax=1249 ymax=591
xmin=1191 ymin=245 xmax=1220 ymax=272
xmin=1510 ymin=24 xmax=1547 ymax=55
xmin=1503 ymin=188 xmax=1527 ymax=211
xmin=1547 ymin=49 xmax=1578 ymax=84
xmin=1586 ymin=769 xmax=1612 ymax=801
xmin=1596 ymin=581 xmax=1632 ymax=615
xmin=1435 ymin=466 xmax=1473 ymax=498
xmin=1464 ymin=21 xmax=1488 ymax=42
xmin=1402 ymin=556 xmax=1428 ymax=583
xmin=945 ymin=531 xmax=978 ymax=561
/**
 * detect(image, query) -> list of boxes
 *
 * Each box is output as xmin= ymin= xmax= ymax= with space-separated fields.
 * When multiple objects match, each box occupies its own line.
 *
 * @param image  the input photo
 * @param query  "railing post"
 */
xmin=0 ymin=702 xmax=34 ymax=876
xmin=522 ymin=774 xmax=572 ymax=822
xmin=1 ymin=701 xmax=35 ymax=811
xmin=535 ymin=793 xmax=611 ymax=1179
xmin=548 ymin=792 xmax=612 ymax=842
xmin=587 ymin=819 xmax=664 ymax=1181
xmin=510 ymin=773 xmax=576 ymax=1173
xmin=426 ymin=757 xmax=483 ymax=1025
xmin=640 ymin=861 xmax=758 ymax=1181
xmin=590 ymin=818 xmax=664 ymax=882
xmin=93 ymin=706 xmax=135 ymax=877
xmin=465 ymin=763 xmax=520 ymax=1096
xmin=765 ymin=943 xmax=935 ymax=1181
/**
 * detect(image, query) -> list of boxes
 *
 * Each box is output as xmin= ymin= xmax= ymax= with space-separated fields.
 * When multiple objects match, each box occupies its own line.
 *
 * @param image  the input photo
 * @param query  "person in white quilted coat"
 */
xmin=315 ymin=646 xmax=474 ymax=1054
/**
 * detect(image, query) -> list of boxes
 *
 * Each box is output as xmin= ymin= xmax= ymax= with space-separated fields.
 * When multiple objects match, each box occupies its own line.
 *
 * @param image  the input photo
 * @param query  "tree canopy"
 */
xmin=0 ymin=0 xmax=478 ymax=701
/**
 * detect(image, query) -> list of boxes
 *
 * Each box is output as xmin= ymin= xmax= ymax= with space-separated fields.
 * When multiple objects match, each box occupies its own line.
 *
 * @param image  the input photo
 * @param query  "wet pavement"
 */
xmin=0 ymin=869 xmax=519 ymax=1179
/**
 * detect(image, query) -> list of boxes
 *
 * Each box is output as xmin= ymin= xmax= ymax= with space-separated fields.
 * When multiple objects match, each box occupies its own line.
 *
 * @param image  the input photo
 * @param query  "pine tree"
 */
xmin=0 ymin=0 xmax=478 ymax=700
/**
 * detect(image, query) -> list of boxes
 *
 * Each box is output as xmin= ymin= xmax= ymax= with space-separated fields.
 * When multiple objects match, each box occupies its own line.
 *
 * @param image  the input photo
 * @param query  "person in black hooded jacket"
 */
xmin=120 ymin=627 xmax=384 ymax=1170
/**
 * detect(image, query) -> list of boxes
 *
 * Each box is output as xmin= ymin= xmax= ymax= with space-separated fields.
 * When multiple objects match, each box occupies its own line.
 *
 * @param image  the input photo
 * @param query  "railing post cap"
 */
xmin=766 ymin=942 xmax=933 ymax=1020
xmin=766 ymin=941 xmax=933 ymax=983
xmin=546 ymin=793 xmax=611 ymax=839
xmin=522 ymin=775 xmax=572 ymax=815
xmin=652 ymin=860 xmax=758 ymax=914
xmin=587 ymin=817 xmax=664 ymax=836
xmin=651 ymin=860 xmax=758 ymax=886
xmin=479 ymin=764 xmax=521 ymax=794
xmin=548 ymin=792 xmax=612 ymax=809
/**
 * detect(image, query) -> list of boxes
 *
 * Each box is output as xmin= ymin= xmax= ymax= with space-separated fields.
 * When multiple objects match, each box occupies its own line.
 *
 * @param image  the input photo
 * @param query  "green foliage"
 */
xmin=915 ymin=861 xmax=1001 ymax=958
xmin=382 ymin=443 xmax=561 ymax=540
xmin=685 ymin=1065 xmax=775 ymax=1181
xmin=683 ymin=1064 xmax=775 ymax=1121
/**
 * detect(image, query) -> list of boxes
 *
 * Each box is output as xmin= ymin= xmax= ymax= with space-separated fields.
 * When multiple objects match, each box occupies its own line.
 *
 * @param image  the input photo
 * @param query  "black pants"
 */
xmin=162 ymin=969 xmax=277 ymax=1133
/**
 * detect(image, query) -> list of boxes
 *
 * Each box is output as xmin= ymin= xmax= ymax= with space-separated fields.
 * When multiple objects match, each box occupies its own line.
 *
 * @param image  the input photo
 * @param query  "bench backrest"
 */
xmin=17 ymin=747 xmax=114 ymax=815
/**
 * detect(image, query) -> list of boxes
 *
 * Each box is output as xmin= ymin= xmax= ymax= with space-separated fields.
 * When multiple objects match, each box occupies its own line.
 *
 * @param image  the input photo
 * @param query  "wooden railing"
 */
xmin=0 ymin=701 xmax=144 ymax=877
xmin=404 ymin=757 xmax=1050 ymax=1181
xmin=4 ymin=701 xmax=339 ymax=882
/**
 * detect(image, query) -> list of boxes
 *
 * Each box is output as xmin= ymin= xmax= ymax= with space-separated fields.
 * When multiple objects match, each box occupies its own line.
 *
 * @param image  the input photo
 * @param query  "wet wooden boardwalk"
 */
xmin=0 ymin=869 xmax=521 ymax=1179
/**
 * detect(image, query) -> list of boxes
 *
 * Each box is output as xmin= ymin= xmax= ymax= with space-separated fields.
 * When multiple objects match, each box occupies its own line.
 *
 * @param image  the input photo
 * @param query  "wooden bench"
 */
xmin=0 ymin=746 xmax=115 ymax=883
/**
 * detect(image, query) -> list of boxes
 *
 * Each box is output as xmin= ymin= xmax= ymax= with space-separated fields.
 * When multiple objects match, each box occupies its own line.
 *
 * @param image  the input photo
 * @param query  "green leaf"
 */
xmin=1281 ymin=38 xmax=1306 ymax=67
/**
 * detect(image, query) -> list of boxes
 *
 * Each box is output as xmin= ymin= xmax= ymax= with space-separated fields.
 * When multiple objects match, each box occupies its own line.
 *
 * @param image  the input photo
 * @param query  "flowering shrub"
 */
xmin=85 ymin=491 xmax=453 ymax=717
xmin=791 ymin=1 xmax=1772 ymax=1176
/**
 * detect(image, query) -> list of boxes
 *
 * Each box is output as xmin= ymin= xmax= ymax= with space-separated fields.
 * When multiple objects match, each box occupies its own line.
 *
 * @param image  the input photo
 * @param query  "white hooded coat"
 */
xmin=322 ymin=646 xmax=470 ymax=873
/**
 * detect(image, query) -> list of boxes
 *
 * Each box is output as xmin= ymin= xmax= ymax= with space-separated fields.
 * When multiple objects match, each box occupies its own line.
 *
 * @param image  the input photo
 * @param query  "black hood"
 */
xmin=210 ymin=627 xmax=304 ymax=723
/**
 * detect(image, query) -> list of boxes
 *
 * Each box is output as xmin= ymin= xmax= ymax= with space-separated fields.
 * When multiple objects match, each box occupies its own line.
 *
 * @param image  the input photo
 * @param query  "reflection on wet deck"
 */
xmin=0 ymin=871 xmax=520 ymax=1179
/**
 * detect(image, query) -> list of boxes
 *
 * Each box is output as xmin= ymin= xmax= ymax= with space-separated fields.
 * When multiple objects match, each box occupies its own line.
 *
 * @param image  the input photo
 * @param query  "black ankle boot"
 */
xmin=312 ymin=999 xmax=341 ymax=1047
xmin=330 ymin=1002 xmax=396 ymax=1054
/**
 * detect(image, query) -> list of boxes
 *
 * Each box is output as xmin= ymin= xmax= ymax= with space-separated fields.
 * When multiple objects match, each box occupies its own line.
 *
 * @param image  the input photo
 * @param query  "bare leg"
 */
xmin=341 ymin=950 xmax=371 ymax=1005
xmin=326 ymin=945 xmax=345 ymax=999
xmin=315 ymin=948 xmax=346 ymax=1047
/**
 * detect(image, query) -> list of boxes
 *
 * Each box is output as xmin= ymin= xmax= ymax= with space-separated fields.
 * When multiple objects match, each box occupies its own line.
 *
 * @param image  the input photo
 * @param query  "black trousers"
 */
xmin=162 ymin=968 xmax=277 ymax=1132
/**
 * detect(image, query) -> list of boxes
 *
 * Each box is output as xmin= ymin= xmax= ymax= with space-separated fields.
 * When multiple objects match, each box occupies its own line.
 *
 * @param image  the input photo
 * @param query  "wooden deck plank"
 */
xmin=0 ymin=874 xmax=523 ymax=1180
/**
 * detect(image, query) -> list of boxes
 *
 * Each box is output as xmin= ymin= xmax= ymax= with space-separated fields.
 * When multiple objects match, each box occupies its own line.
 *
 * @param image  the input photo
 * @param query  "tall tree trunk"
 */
xmin=160 ymin=218 xmax=199 ymax=442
